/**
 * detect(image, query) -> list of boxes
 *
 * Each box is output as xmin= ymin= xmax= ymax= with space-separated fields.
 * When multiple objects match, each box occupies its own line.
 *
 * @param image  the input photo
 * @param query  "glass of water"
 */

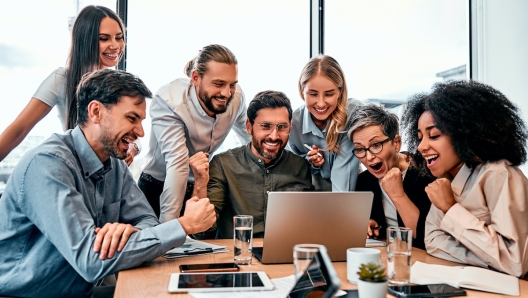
xmin=293 ymin=244 xmax=322 ymax=278
xmin=387 ymin=227 xmax=412 ymax=285
xmin=233 ymin=215 xmax=253 ymax=265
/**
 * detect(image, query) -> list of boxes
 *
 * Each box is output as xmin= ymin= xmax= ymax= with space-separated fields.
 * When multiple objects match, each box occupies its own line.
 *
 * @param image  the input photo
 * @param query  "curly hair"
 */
xmin=298 ymin=55 xmax=348 ymax=153
xmin=401 ymin=80 xmax=528 ymax=171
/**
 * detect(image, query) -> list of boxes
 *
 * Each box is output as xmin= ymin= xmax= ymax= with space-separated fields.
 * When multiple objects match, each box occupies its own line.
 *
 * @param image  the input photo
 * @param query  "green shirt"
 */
xmin=208 ymin=144 xmax=314 ymax=238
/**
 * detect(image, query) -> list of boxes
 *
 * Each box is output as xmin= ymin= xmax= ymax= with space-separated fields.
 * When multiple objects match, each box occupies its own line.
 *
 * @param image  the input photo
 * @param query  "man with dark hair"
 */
xmin=0 ymin=69 xmax=216 ymax=297
xmin=198 ymin=90 xmax=314 ymax=239
xmin=139 ymin=44 xmax=251 ymax=223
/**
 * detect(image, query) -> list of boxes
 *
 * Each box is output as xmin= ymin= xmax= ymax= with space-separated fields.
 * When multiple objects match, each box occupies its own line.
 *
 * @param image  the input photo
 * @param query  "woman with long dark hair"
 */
xmin=402 ymin=80 xmax=528 ymax=277
xmin=0 ymin=5 xmax=138 ymax=165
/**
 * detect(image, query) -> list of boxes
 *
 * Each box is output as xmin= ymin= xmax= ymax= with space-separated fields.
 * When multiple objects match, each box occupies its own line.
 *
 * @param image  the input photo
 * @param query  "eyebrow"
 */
xmin=418 ymin=125 xmax=436 ymax=133
xmin=307 ymin=88 xmax=337 ymax=93
xmin=99 ymin=32 xmax=123 ymax=36
xmin=127 ymin=111 xmax=145 ymax=121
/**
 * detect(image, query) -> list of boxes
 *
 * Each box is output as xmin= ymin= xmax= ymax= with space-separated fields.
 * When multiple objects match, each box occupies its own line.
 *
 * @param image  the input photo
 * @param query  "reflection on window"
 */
xmin=326 ymin=0 xmax=467 ymax=116
xmin=126 ymin=1 xmax=309 ymax=180
xmin=0 ymin=0 xmax=115 ymax=187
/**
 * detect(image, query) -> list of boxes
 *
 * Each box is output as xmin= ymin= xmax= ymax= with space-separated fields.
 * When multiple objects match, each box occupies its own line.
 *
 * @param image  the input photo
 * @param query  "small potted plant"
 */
xmin=356 ymin=262 xmax=388 ymax=298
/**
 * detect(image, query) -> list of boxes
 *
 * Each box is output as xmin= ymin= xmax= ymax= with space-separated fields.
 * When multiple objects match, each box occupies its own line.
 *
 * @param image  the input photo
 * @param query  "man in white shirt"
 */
xmin=139 ymin=44 xmax=251 ymax=223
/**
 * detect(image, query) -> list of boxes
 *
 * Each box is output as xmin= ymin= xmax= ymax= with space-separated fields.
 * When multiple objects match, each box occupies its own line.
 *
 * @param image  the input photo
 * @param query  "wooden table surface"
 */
xmin=115 ymin=239 xmax=528 ymax=297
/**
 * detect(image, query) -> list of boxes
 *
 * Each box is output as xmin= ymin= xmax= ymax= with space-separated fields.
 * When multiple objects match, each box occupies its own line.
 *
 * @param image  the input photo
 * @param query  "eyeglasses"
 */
xmin=257 ymin=122 xmax=290 ymax=135
xmin=352 ymin=138 xmax=392 ymax=158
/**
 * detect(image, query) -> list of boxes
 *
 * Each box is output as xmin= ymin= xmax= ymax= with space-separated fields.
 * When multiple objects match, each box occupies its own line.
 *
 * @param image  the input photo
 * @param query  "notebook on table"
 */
xmin=253 ymin=191 xmax=374 ymax=264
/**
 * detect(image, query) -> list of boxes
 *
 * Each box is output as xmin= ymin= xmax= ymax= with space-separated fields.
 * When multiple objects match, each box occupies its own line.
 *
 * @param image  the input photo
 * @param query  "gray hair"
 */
xmin=347 ymin=104 xmax=400 ymax=142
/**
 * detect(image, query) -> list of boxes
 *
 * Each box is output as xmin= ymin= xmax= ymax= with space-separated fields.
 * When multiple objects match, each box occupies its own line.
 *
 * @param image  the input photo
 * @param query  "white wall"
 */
xmin=472 ymin=0 xmax=528 ymax=174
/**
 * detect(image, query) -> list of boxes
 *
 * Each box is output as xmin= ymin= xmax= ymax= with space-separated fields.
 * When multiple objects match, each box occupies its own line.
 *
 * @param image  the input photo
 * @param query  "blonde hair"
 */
xmin=298 ymin=55 xmax=348 ymax=153
xmin=184 ymin=44 xmax=237 ymax=78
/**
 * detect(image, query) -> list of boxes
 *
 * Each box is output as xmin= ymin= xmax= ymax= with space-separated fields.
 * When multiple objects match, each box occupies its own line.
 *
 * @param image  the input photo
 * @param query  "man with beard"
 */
xmin=0 ymin=69 xmax=216 ymax=297
xmin=202 ymin=90 xmax=314 ymax=239
xmin=139 ymin=44 xmax=251 ymax=223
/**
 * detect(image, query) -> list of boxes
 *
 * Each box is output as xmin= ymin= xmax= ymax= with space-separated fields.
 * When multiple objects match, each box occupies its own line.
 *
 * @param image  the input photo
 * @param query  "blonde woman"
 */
xmin=287 ymin=55 xmax=361 ymax=191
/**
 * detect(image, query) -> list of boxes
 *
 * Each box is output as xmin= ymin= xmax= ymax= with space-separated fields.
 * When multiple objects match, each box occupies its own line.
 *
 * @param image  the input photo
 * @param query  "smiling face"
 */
xmin=247 ymin=107 xmax=291 ymax=165
xmin=352 ymin=125 xmax=401 ymax=179
xmin=98 ymin=95 xmax=146 ymax=161
xmin=417 ymin=111 xmax=463 ymax=178
xmin=98 ymin=17 xmax=125 ymax=69
xmin=193 ymin=61 xmax=238 ymax=117
xmin=302 ymin=74 xmax=340 ymax=130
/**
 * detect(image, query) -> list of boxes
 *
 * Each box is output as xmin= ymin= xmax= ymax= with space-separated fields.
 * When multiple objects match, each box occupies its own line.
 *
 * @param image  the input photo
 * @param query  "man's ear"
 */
xmin=393 ymin=134 xmax=402 ymax=152
xmin=246 ymin=119 xmax=253 ymax=136
xmin=87 ymin=100 xmax=104 ymax=125
xmin=191 ymin=70 xmax=200 ymax=87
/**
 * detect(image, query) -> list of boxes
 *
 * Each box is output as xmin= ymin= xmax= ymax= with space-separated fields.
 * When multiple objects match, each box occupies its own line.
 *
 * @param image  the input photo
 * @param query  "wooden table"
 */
xmin=115 ymin=239 xmax=528 ymax=297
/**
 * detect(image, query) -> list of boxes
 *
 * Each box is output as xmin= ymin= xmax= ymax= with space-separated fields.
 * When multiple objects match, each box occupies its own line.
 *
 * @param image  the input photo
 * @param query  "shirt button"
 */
xmin=266 ymin=170 xmax=269 ymax=173
xmin=258 ymin=159 xmax=261 ymax=162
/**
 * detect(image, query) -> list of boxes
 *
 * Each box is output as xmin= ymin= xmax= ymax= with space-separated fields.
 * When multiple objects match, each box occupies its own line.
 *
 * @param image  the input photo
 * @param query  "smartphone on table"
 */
xmin=388 ymin=284 xmax=467 ymax=297
xmin=179 ymin=262 xmax=240 ymax=273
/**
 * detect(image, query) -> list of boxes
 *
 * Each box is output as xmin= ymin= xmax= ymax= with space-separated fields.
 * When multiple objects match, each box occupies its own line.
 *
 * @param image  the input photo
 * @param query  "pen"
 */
xmin=303 ymin=144 xmax=323 ymax=157
xmin=371 ymin=226 xmax=382 ymax=231
xmin=183 ymin=248 xmax=213 ymax=255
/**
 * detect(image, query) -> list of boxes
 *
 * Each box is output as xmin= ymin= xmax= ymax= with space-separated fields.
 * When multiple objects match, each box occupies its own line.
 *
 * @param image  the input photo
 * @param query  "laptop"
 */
xmin=253 ymin=191 xmax=374 ymax=264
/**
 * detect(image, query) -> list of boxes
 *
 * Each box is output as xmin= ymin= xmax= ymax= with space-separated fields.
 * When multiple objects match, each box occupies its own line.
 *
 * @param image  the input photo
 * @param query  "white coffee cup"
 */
xmin=346 ymin=247 xmax=381 ymax=284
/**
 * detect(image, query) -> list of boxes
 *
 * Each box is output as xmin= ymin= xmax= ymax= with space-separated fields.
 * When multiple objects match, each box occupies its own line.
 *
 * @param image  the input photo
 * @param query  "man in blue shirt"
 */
xmin=0 ymin=69 xmax=216 ymax=297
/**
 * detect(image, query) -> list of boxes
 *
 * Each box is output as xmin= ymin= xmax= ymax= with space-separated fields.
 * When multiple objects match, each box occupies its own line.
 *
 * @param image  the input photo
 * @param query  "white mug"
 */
xmin=346 ymin=247 xmax=381 ymax=284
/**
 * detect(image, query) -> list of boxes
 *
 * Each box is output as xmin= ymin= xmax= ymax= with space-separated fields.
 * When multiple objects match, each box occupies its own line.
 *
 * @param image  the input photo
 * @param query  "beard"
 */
xmin=251 ymin=134 xmax=286 ymax=161
xmin=197 ymin=85 xmax=233 ymax=115
xmin=100 ymin=124 xmax=132 ymax=160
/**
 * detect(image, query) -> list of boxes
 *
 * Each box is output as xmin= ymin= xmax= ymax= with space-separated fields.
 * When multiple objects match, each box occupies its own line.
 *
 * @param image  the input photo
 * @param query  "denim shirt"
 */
xmin=287 ymin=98 xmax=361 ymax=191
xmin=0 ymin=127 xmax=186 ymax=298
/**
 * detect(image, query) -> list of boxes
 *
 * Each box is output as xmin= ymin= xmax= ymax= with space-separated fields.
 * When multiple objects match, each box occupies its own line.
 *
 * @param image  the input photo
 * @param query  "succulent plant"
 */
xmin=357 ymin=262 xmax=387 ymax=282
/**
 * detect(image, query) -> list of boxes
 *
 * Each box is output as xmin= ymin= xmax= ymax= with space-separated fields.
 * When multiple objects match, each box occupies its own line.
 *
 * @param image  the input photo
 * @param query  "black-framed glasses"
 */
xmin=352 ymin=138 xmax=392 ymax=158
xmin=257 ymin=122 xmax=290 ymax=135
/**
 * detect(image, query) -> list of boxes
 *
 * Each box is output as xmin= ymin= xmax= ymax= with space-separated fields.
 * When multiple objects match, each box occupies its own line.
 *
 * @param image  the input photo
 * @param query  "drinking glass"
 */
xmin=233 ymin=215 xmax=253 ymax=265
xmin=387 ymin=227 xmax=412 ymax=285
xmin=293 ymin=244 xmax=322 ymax=278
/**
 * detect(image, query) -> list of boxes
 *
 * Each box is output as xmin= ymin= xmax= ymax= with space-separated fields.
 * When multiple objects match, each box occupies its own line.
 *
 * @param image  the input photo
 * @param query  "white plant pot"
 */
xmin=357 ymin=279 xmax=388 ymax=298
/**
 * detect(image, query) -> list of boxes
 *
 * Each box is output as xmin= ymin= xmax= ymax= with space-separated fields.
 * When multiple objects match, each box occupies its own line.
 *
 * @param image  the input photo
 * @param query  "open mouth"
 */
xmin=103 ymin=52 xmax=119 ymax=60
xmin=120 ymin=136 xmax=135 ymax=151
xmin=313 ymin=106 xmax=328 ymax=114
xmin=369 ymin=162 xmax=383 ymax=171
xmin=213 ymin=96 xmax=227 ymax=103
xmin=424 ymin=155 xmax=439 ymax=166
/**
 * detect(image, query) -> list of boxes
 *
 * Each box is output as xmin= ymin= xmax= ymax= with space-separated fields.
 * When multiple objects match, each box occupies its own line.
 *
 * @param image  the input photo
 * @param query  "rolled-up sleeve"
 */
xmin=150 ymin=95 xmax=190 ymax=222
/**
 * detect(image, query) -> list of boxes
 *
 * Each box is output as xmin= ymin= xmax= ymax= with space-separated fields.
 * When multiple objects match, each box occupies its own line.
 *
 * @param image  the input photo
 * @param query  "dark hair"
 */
xmin=401 ymin=80 xmax=528 ymax=169
xmin=184 ymin=44 xmax=237 ymax=78
xmin=347 ymin=104 xmax=400 ymax=142
xmin=76 ymin=69 xmax=152 ymax=126
xmin=66 ymin=5 xmax=126 ymax=129
xmin=247 ymin=91 xmax=293 ymax=124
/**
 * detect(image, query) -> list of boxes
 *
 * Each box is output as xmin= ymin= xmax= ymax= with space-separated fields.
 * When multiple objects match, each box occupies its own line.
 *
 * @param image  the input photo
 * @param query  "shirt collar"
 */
xmin=451 ymin=163 xmax=472 ymax=196
xmin=187 ymin=82 xmax=210 ymax=118
xmin=302 ymin=105 xmax=325 ymax=137
xmin=244 ymin=143 xmax=287 ymax=169
xmin=72 ymin=127 xmax=112 ymax=179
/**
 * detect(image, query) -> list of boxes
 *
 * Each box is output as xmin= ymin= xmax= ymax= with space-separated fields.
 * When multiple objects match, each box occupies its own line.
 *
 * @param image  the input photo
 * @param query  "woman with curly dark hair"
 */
xmin=401 ymin=80 xmax=528 ymax=277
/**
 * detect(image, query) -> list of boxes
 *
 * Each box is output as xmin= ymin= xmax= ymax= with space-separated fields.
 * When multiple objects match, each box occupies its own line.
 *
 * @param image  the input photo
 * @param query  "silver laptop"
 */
xmin=254 ymin=191 xmax=374 ymax=264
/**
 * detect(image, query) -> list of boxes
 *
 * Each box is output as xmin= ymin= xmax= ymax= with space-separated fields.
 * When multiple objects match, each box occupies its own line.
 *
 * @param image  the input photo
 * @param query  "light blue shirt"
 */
xmin=0 ymin=127 xmax=186 ymax=298
xmin=287 ymin=98 xmax=361 ymax=191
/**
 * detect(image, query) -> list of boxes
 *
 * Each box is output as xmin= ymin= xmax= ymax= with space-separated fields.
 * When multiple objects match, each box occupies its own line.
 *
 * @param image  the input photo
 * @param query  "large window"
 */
xmin=126 ymin=0 xmax=309 ymax=178
xmin=326 ymin=0 xmax=468 ymax=117
xmin=0 ymin=0 xmax=115 ymax=190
